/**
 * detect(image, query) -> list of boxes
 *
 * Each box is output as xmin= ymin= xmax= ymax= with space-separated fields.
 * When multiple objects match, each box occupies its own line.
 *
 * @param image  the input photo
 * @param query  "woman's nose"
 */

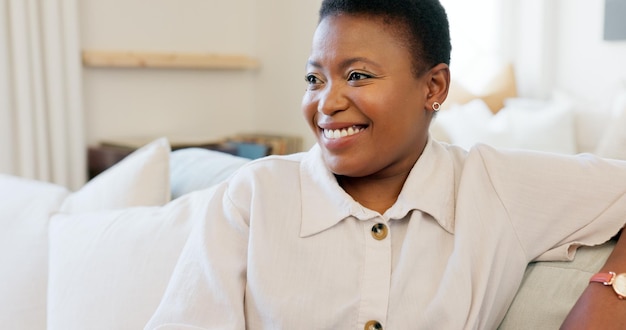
xmin=317 ymin=83 xmax=349 ymax=116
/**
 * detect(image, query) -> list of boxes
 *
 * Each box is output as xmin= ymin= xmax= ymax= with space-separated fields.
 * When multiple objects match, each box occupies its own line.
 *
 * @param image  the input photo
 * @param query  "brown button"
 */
xmin=364 ymin=320 xmax=383 ymax=330
xmin=371 ymin=223 xmax=388 ymax=240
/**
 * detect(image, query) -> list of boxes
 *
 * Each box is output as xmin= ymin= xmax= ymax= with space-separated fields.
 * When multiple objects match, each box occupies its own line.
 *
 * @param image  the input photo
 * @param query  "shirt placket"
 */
xmin=357 ymin=217 xmax=392 ymax=330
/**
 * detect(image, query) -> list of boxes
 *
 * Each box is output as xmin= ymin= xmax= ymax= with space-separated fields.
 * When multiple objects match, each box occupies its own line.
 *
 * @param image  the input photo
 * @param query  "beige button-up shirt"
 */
xmin=147 ymin=139 xmax=626 ymax=330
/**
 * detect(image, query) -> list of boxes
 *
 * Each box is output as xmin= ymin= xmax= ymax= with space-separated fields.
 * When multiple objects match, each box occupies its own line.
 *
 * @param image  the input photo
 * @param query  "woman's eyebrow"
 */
xmin=306 ymin=57 xmax=379 ymax=71
xmin=339 ymin=57 xmax=378 ymax=70
xmin=306 ymin=59 xmax=322 ymax=70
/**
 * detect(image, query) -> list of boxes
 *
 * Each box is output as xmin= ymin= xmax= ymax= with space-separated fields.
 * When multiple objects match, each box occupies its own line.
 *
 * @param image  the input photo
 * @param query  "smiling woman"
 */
xmin=301 ymin=14 xmax=443 ymax=184
xmin=145 ymin=0 xmax=626 ymax=329
xmin=299 ymin=13 xmax=449 ymax=213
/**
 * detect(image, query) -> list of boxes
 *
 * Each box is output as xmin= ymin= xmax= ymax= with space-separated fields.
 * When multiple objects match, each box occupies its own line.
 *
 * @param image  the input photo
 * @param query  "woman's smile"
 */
xmin=322 ymin=125 xmax=367 ymax=139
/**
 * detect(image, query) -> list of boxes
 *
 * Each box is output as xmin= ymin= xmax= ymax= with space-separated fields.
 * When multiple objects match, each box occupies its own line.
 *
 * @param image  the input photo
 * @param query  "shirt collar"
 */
xmin=384 ymin=139 xmax=458 ymax=233
xmin=299 ymin=145 xmax=378 ymax=238
xmin=299 ymin=139 xmax=459 ymax=237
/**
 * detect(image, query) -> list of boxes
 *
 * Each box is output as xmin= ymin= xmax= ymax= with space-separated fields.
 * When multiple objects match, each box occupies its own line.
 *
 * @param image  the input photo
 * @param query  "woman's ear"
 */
xmin=425 ymin=63 xmax=450 ymax=108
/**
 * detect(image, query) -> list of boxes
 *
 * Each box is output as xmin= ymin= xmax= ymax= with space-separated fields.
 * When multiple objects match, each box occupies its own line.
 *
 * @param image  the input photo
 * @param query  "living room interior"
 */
xmin=2 ymin=0 xmax=626 ymax=329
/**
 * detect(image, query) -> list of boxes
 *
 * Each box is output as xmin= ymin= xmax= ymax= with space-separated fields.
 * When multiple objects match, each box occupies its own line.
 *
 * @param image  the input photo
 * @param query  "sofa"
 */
xmin=2 ymin=88 xmax=626 ymax=329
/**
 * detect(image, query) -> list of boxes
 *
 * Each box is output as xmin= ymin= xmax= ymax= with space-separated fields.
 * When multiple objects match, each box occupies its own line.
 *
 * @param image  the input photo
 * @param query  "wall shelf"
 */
xmin=82 ymin=50 xmax=260 ymax=70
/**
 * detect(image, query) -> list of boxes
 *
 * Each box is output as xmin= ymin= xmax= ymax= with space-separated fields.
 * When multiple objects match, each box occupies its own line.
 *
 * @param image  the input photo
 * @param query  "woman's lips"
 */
xmin=321 ymin=125 xmax=367 ymax=139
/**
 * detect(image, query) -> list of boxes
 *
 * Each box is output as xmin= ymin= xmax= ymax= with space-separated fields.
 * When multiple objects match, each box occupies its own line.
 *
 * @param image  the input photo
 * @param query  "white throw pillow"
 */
xmin=595 ymin=89 xmax=626 ymax=160
xmin=0 ymin=176 xmax=70 ymax=329
xmin=170 ymin=147 xmax=249 ymax=199
xmin=47 ymin=188 xmax=213 ymax=330
xmin=433 ymin=93 xmax=577 ymax=154
xmin=61 ymin=137 xmax=172 ymax=212
xmin=0 ymin=137 xmax=172 ymax=329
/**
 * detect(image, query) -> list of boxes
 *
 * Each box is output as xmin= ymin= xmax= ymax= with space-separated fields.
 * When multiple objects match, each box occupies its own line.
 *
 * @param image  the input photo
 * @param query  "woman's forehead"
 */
xmin=307 ymin=15 xmax=416 ymax=75
xmin=312 ymin=14 xmax=407 ymax=52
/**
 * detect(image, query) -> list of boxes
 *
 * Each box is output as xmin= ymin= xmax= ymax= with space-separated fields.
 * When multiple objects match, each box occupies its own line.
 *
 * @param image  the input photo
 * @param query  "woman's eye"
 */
xmin=348 ymin=72 xmax=371 ymax=81
xmin=305 ymin=74 xmax=320 ymax=84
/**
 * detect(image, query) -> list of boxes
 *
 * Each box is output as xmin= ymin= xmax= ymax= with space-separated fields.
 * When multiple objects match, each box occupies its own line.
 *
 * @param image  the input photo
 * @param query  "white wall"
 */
xmin=252 ymin=0 xmax=321 ymax=149
xmin=80 ymin=0 xmax=626 ymax=151
xmin=80 ymin=0 xmax=320 ymax=149
xmin=511 ymin=0 xmax=626 ymax=110
xmin=553 ymin=0 xmax=626 ymax=109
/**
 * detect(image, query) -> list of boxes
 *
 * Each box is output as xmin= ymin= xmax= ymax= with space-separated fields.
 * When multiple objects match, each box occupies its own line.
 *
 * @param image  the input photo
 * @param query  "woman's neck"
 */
xmin=337 ymin=171 xmax=410 ymax=214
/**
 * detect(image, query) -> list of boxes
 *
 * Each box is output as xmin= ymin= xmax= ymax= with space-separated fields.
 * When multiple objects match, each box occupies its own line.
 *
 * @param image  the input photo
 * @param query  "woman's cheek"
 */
xmin=301 ymin=94 xmax=317 ymax=120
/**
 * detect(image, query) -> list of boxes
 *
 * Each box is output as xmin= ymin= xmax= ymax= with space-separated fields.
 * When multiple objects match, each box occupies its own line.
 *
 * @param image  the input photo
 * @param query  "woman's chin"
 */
xmin=322 ymin=153 xmax=371 ymax=178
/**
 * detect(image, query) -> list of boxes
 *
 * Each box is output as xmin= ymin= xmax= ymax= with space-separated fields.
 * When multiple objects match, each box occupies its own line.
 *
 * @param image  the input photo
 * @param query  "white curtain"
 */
xmin=0 ymin=0 xmax=85 ymax=190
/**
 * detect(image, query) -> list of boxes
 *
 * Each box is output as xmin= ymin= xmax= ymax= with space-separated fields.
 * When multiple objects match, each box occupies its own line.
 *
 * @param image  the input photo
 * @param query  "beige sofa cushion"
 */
xmin=499 ymin=241 xmax=616 ymax=329
xmin=444 ymin=63 xmax=517 ymax=114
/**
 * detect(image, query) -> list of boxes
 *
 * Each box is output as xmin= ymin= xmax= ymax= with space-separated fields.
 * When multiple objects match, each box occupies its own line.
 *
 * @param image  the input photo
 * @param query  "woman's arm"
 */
xmin=561 ymin=226 xmax=626 ymax=329
xmin=145 ymin=184 xmax=249 ymax=330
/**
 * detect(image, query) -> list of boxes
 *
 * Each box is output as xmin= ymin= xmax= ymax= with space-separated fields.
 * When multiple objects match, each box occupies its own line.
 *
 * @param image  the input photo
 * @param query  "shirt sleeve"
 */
xmin=144 ymin=182 xmax=249 ymax=330
xmin=473 ymin=144 xmax=626 ymax=262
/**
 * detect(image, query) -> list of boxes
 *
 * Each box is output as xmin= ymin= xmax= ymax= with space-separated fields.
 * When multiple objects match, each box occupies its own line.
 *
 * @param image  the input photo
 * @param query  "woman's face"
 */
xmin=302 ymin=14 xmax=434 ymax=179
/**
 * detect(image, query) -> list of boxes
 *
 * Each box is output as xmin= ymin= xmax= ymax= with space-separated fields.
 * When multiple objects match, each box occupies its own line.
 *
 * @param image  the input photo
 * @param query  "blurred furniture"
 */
xmin=87 ymin=141 xmax=238 ymax=179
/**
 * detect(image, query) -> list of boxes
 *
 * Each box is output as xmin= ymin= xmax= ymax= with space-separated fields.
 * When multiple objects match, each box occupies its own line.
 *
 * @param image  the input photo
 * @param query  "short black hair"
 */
xmin=319 ymin=0 xmax=451 ymax=76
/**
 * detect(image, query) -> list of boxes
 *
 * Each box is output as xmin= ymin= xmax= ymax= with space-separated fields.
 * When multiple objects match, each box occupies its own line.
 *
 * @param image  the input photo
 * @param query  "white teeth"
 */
xmin=323 ymin=126 xmax=363 ymax=139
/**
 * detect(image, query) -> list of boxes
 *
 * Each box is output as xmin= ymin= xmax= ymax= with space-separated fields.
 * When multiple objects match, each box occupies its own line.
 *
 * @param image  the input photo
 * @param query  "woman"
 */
xmin=147 ymin=0 xmax=626 ymax=328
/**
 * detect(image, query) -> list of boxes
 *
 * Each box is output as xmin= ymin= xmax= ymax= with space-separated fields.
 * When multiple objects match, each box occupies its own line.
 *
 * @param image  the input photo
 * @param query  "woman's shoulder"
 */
xmin=238 ymin=152 xmax=306 ymax=172
xmin=228 ymin=152 xmax=308 ymax=186
xmin=428 ymin=138 xmax=470 ymax=174
xmin=220 ymin=152 xmax=311 ymax=211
